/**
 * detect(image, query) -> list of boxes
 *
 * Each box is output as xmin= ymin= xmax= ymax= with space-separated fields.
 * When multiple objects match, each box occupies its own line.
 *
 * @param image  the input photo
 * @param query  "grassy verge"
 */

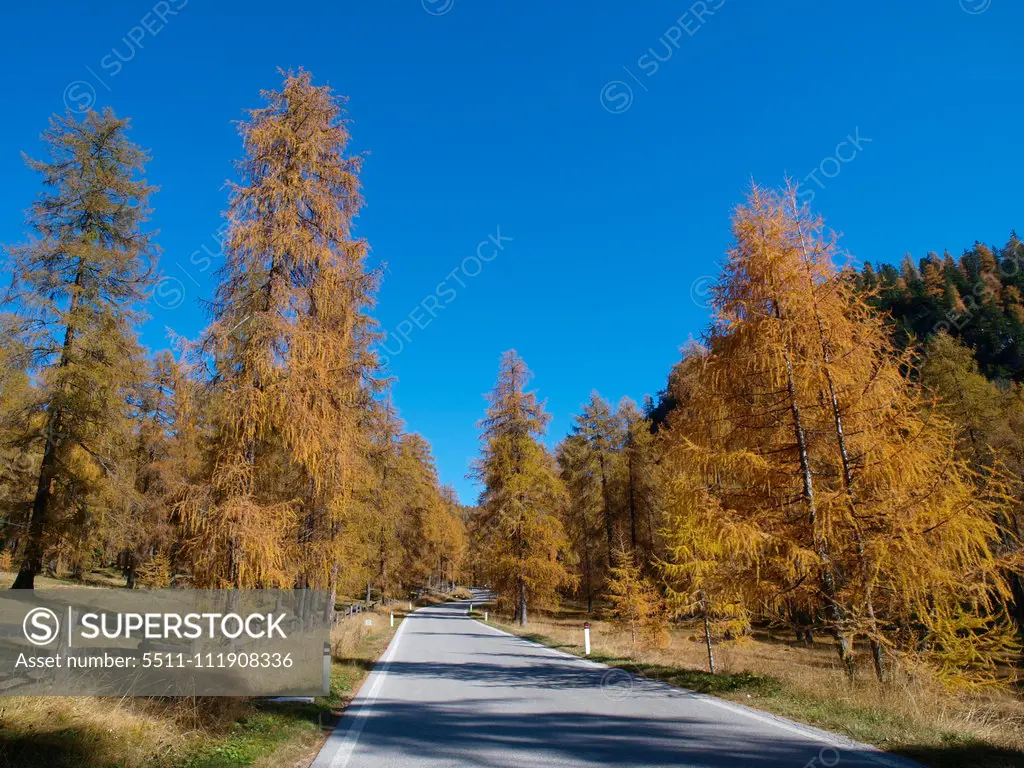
xmin=480 ymin=611 xmax=1024 ymax=768
xmin=0 ymin=608 xmax=404 ymax=768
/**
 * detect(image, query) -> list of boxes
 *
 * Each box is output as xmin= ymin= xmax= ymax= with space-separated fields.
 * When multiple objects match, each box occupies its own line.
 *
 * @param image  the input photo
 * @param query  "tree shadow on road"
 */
xmin=0 ymin=731 xmax=91 ymax=768
xmin=374 ymin=657 xmax=661 ymax=694
xmin=891 ymin=744 xmax=1024 ymax=768
xmin=327 ymin=698 xmax=914 ymax=768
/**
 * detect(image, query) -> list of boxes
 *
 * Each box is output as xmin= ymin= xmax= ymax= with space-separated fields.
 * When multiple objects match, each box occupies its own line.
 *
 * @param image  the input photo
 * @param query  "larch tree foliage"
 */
xmin=661 ymin=184 xmax=1019 ymax=684
xmin=658 ymin=342 xmax=763 ymax=674
xmin=0 ymin=360 xmax=36 ymax=559
xmin=122 ymin=352 xmax=197 ymax=588
xmin=336 ymin=397 xmax=469 ymax=602
xmin=557 ymin=434 xmax=603 ymax=612
xmin=920 ymin=332 xmax=1024 ymax=634
xmin=777 ymin=189 xmax=1017 ymax=684
xmin=558 ymin=396 xmax=662 ymax=611
xmin=393 ymin=433 xmax=441 ymax=590
xmin=356 ymin=398 xmax=406 ymax=601
xmin=606 ymin=542 xmax=667 ymax=650
xmin=473 ymin=351 xmax=574 ymax=626
xmin=180 ymin=70 xmax=378 ymax=591
xmin=618 ymin=397 xmax=661 ymax=562
xmin=396 ymin=434 xmax=467 ymax=591
xmin=571 ymin=392 xmax=623 ymax=569
xmin=355 ymin=397 xmax=467 ymax=600
xmin=437 ymin=485 xmax=470 ymax=587
xmin=0 ymin=109 xmax=157 ymax=589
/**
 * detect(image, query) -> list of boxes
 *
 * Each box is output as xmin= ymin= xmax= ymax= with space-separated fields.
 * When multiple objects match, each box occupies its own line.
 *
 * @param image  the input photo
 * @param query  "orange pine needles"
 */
xmin=179 ymin=70 xmax=379 ymax=590
xmin=660 ymin=184 xmax=1020 ymax=686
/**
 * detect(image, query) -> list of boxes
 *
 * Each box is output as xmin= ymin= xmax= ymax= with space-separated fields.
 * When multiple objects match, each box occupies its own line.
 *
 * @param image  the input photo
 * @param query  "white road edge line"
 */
xmin=312 ymin=609 xmax=412 ymax=768
xmin=469 ymin=616 xmax=921 ymax=768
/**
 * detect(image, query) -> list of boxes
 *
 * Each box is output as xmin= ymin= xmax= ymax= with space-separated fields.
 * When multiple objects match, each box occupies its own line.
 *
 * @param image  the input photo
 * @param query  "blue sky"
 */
xmin=1 ymin=1 xmax=1021 ymax=504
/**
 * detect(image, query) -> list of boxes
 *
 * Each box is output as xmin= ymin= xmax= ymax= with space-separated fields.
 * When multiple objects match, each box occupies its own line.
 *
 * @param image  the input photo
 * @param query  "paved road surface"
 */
xmin=312 ymin=591 xmax=920 ymax=768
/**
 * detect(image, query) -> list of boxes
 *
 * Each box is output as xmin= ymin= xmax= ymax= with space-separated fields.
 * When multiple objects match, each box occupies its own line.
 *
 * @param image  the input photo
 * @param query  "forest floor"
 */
xmin=481 ymin=606 xmax=1024 ymax=768
xmin=0 ymin=573 xmax=450 ymax=768
xmin=0 ymin=566 xmax=128 ymax=590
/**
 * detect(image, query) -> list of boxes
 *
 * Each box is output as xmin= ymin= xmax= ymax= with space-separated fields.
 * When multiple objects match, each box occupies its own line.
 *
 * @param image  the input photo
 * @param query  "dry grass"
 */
xmin=0 ymin=606 xmax=402 ymax=768
xmin=0 ymin=695 xmax=251 ymax=767
xmin=488 ymin=608 xmax=1024 ymax=768
xmin=0 ymin=567 xmax=125 ymax=590
xmin=331 ymin=608 xmax=390 ymax=656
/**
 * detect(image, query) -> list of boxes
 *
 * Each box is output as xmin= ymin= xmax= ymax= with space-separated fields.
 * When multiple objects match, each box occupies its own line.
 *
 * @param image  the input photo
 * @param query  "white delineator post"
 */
xmin=484 ymin=611 xmax=488 ymax=622
xmin=409 ymin=601 xmax=413 ymax=611
xmin=322 ymin=641 xmax=331 ymax=695
xmin=390 ymin=612 xmax=394 ymax=628
xmin=469 ymin=602 xmax=473 ymax=613
xmin=584 ymin=622 xmax=591 ymax=656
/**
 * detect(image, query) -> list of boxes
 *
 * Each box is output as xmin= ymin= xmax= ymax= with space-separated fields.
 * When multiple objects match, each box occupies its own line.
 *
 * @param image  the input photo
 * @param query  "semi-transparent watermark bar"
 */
xmin=0 ymin=590 xmax=332 ymax=696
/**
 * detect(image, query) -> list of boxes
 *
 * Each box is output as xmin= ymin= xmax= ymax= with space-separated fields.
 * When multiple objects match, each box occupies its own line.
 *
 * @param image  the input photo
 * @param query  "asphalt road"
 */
xmin=312 ymin=591 xmax=920 ymax=768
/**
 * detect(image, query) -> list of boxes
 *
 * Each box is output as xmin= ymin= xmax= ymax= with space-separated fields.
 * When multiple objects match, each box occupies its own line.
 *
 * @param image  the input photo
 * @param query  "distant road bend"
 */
xmin=312 ymin=589 xmax=921 ymax=768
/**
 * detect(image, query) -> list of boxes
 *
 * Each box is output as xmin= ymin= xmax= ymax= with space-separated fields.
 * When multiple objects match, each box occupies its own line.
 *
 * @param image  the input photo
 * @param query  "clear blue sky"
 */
xmin=1 ymin=1 xmax=1021 ymax=504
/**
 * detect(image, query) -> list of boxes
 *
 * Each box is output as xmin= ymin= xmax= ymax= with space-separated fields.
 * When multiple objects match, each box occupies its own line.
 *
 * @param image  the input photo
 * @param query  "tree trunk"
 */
xmin=583 ymin=529 xmax=594 ymax=614
xmin=867 ymin=597 xmax=885 ymax=681
xmin=1010 ymin=571 xmax=1024 ymax=639
xmin=324 ymin=560 xmax=339 ymax=624
xmin=12 ymin=421 xmax=60 ymax=589
xmin=600 ymin=455 xmax=613 ymax=568
xmin=703 ymin=596 xmax=717 ymax=674
xmin=627 ymin=451 xmax=638 ymax=550
xmin=780 ymin=336 xmax=852 ymax=674
xmin=14 ymin=264 xmax=83 ymax=591
xmin=518 ymin=578 xmax=527 ymax=628
xmin=793 ymin=220 xmax=867 ymax=680
xmin=870 ymin=638 xmax=885 ymax=681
